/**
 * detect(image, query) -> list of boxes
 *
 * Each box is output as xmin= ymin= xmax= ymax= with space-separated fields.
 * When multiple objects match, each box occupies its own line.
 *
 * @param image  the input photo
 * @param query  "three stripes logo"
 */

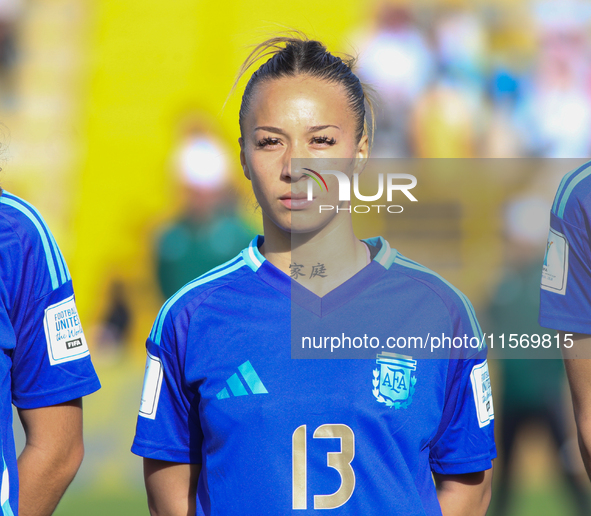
xmin=216 ymin=360 xmax=268 ymax=399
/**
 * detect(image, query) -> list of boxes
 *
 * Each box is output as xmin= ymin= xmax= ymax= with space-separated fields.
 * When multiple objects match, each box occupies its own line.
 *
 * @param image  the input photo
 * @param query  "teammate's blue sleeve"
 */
xmin=11 ymin=283 xmax=101 ymax=408
xmin=5 ymin=198 xmax=100 ymax=408
xmin=132 ymin=312 xmax=202 ymax=463
xmin=539 ymin=209 xmax=591 ymax=334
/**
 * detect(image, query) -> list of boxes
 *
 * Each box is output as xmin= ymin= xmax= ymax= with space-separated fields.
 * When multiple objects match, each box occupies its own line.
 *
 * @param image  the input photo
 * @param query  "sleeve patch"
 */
xmin=43 ymin=295 xmax=90 ymax=365
xmin=541 ymin=228 xmax=569 ymax=295
xmin=139 ymin=351 xmax=163 ymax=419
xmin=469 ymin=360 xmax=494 ymax=428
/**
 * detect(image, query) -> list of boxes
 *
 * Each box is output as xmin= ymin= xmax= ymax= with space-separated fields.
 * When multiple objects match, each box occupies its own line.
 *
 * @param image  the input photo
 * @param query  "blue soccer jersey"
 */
xmin=540 ymin=161 xmax=591 ymax=333
xmin=133 ymin=236 xmax=496 ymax=515
xmin=0 ymin=191 xmax=101 ymax=515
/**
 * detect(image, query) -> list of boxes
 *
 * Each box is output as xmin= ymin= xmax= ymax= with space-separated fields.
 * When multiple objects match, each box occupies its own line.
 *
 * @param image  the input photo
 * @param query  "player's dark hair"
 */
xmin=233 ymin=33 xmax=374 ymax=147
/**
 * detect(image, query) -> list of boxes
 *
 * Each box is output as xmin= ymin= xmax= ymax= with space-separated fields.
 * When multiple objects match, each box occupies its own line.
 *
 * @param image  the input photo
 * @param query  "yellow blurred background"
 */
xmin=2 ymin=0 xmax=370 ymax=348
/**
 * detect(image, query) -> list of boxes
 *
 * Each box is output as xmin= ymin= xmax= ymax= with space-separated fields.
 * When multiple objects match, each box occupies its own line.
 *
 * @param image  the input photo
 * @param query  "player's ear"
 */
xmin=357 ymin=134 xmax=369 ymax=160
xmin=239 ymin=137 xmax=251 ymax=181
xmin=354 ymin=134 xmax=369 ymax=175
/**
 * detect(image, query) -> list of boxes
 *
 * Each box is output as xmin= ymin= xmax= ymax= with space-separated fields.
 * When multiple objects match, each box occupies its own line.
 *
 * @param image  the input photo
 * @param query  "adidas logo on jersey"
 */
xmin=217 ymin=361 xmax=268 ymax=399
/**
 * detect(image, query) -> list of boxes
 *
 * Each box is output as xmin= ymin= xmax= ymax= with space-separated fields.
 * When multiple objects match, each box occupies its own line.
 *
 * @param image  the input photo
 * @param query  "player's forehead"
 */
xmin=245 ymin=75 xmax=353 ymax=133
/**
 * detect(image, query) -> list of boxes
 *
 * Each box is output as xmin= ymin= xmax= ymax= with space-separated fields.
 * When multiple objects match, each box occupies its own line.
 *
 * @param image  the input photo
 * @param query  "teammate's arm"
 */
xmin=434 ymin=468 xmax=492 ymax=516
xmin=17 ymin=399 xmax=85 ymax=516
xmin=144 ymin=458 xmax=201 ymax=516
xmin=561 ymin=331 xmax=591 ymax=478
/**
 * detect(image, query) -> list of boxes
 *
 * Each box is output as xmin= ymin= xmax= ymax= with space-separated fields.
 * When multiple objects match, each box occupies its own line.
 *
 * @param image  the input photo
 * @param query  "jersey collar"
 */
xmin=243 ymin=235 xmax=397 ymax=317
xmin=242 ymin=235 xmax=266 ymax=272
xmin=242 ymin=235 xmax=396 ymax=272
xmin=364 ymin=236 xmax=397 ymax=269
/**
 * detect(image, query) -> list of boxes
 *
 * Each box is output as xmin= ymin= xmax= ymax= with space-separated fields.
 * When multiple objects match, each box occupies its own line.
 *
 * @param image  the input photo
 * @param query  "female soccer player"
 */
xmin=133 ymin=36 xmax=495 ymax=515
xmin=0 ymin=189 xmax=101 ymax=516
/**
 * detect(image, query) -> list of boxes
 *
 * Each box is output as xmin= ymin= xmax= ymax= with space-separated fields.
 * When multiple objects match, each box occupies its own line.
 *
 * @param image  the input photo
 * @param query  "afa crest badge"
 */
xmin=372 ymin=352 xmax=417 ymax=409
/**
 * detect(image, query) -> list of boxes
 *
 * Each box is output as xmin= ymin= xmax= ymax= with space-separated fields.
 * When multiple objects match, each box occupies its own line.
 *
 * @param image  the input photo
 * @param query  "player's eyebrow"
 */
xmin=254 ymin=126 xmax=286 ymax=134
xmin=254 ymin=125 xmax=341 ymax=134
xmin=307 ymin=124 xmax=341 ymax=132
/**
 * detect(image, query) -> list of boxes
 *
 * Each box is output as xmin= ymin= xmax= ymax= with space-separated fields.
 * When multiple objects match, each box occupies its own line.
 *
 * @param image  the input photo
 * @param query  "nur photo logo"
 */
xmin=303 ymin=169 xmax=418 ymax=214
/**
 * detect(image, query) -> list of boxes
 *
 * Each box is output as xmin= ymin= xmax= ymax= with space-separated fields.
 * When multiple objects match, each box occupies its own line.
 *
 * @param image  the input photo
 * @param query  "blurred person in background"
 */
xmin=410 ymin=8 xmax=488 ymax=158
xmin=514 ymin=0 xmax=591 ymax=158
xmin=484 ymin=66 xmax=523 ymax=158
xmin=410 ymin=78 xmax=476 ymax=158
xmin=154 ymin=121 xmax=254 ymax=300
xmin=0 ymin=188 xmax=101 ymax=515
xmin=357 ymin=2 xmax=434 ymax=157
xmin=485 ymin=195 xmax=590 ymax=516
xmin=434 ymin=9 xmax=488 ymax=103
xmin=95 ymin=279 xmax=132 ymax=360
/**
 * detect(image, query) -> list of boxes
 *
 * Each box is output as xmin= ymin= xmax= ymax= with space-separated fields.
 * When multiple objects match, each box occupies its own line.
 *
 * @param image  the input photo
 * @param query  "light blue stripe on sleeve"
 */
xmin=150 ymin=255 xmax=244 ymax=341
xmin=3 ymin=193 xmax=68 ymax=285
xmin=152 ymin=259 xmax=246 ymax=345
xmin=552 ymin=165 xmax=581 ymax=214
xmin=1 ymin=197 xmax=60 ymax=290
xmin=394 ymin=255 xmax=483 ymax=342
xmin=557 ymin=165 xmax=591 ymax=219
xmin=238 ymin=361 xmax=268 ymax=394
xmin=25 ymin=200 xmax=68 ymax=284
xmin=48 ymin=229 xmax=70 ymax=281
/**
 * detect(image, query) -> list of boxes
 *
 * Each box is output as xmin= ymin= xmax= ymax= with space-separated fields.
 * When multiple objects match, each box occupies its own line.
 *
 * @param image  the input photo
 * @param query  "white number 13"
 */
xmin=292 ymin=424 xmax=356 ymax=510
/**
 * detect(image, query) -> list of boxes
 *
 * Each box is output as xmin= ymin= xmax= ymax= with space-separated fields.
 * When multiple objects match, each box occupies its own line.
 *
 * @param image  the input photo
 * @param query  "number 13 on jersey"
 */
xmin=292 ymin=424 xmax=356 ymax=510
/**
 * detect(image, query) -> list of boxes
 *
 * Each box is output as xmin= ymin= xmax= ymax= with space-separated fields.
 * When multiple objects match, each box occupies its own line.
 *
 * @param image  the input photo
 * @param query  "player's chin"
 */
xmin=289 ymin=212 xmax=336 ymax=235
xmin=265 ymin=212 xmax=324 ymax=235
xmin=266 ymin=200 xmax=336 ymax=233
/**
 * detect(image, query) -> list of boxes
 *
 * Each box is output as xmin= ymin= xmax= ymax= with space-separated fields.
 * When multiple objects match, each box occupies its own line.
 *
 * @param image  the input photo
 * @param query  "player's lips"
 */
xmin=280 ymin=193 xmax=314 ymax=210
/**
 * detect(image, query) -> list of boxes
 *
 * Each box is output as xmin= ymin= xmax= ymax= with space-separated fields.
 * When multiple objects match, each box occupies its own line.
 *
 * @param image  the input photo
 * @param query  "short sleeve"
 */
xmin=429 ymin=288 xmax=496 ymax=474
xmin=132 ymin=312 xmax=202 ymax=463
xmin=429 ymin=355 xmax=496 ymax=475
xmin=3 ymin=195 xmax=100 ymax=408
xmin=11 ymin=281 xmax=101 ymax=408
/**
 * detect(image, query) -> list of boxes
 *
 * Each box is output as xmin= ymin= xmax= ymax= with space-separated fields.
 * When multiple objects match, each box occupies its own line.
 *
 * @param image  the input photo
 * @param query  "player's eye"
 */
xmin=257 ymin=137 xmax=281 ymax=148
xmin=310 ymin=135 xmax=337 ymax=146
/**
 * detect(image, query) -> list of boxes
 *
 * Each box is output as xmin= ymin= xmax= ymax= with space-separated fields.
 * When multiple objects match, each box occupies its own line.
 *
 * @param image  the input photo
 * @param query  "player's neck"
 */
xmin=260 ymin=215 xmax=369 ymax=297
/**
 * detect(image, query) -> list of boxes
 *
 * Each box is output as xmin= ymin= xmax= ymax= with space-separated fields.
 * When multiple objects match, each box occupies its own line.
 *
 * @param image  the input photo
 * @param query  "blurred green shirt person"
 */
xmin=155 ymin=132 xmax=254 ymax=299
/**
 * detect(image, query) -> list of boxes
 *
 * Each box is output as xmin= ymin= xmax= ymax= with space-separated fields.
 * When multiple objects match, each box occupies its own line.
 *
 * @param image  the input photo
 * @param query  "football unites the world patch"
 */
xmin=139 ymin=351 xmax=164 ymax=420
xmin=541 ymin=228 xmax=569 ymax=295
xmin=470 ymin=360 xmax=494 ymax=428
xmin=372 ymin=353 xmax=417 ymax=409
xmin=43 ymin=295 xmax=90 ymax=366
